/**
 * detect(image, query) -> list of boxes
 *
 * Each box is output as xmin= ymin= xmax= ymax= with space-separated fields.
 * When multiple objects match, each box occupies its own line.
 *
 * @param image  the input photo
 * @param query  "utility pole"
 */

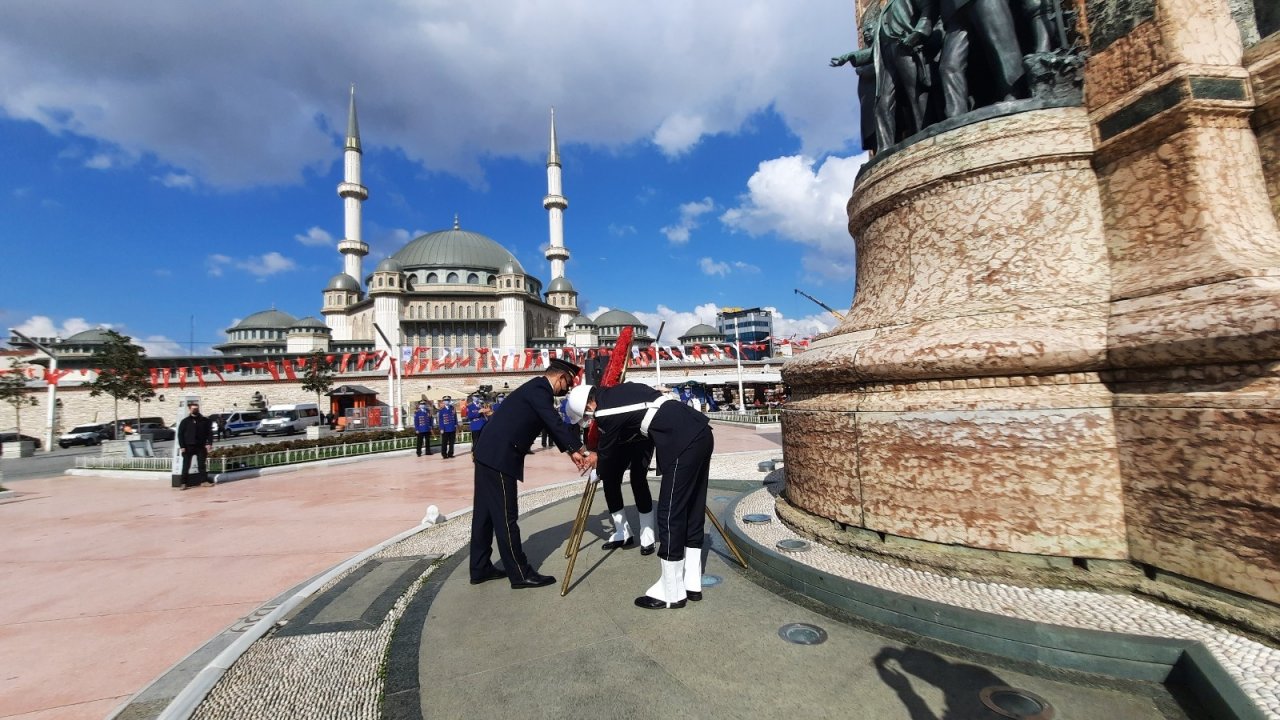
xmin=8 ymin=329 xmax=58 ymax=453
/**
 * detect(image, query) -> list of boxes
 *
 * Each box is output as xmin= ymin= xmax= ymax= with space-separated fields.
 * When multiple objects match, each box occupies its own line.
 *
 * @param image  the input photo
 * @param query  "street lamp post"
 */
xmin=733 ymin=323 xmax=746 ymax=415
xmin=8 ymin=329 xmax=58 ymax=452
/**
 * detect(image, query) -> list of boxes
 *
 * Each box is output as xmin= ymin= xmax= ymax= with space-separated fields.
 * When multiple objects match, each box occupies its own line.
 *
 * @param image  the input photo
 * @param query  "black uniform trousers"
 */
xmin=470 ymin=464 xmax=534 ymax=582
xmin=440 ymin=430 xmax=456 ymax=458
xmin=655 ymin=427 xmax=713 ymax=561
xmin=180 ymin=446 xmax=208 ymax=487
xmin=416 ymin=432 xmax=433 ymax=456
xmin=600 ymin=442 xmax=654 ymax=515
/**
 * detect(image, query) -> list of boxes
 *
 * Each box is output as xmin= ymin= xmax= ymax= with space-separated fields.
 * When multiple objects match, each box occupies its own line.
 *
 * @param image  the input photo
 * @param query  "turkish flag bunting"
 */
xmin=193 ymin=366 xmax=208 ymax=387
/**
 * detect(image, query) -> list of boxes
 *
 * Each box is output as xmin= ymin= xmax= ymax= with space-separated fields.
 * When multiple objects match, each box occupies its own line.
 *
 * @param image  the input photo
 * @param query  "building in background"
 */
xmin=716 ymin=307 xmax=773 ymax=360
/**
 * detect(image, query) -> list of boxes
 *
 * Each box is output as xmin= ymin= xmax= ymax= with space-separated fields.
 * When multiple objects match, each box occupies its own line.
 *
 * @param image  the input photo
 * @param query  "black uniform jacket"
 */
xmin=177 ymin=414 xmax=213 ymax=448
xmin=473 ymin=376 xmax=583 ymax=480
xmin=593 ymin=383 xmax=710 ymax=475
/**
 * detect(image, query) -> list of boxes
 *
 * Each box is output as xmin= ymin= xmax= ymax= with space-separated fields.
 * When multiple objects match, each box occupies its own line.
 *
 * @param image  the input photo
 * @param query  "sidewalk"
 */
xmin=0 ymin=425 xmax=778 ymax=720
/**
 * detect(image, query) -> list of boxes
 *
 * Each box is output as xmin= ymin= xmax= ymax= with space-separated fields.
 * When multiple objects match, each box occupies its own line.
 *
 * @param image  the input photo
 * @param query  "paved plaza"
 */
xmin=2 ymin=423 xmax=1275 ymax=719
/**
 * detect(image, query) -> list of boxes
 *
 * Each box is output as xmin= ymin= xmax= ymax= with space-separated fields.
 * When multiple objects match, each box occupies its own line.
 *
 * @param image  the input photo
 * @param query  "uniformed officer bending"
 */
xmin=567 ymin=382 xmax=713 ymax=609
xmin=469 ymin=358 xmax=590 ymax=589
xmin=596 ymin=435 xmax=656 ymax=553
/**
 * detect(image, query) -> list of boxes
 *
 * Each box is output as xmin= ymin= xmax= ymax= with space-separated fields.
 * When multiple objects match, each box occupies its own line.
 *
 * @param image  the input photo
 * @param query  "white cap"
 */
xmin=565 ymin=384 xmax=593 ymax=425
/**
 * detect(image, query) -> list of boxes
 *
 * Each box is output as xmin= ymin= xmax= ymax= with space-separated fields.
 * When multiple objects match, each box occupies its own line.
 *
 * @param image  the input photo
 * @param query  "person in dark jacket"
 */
xmin=567 ymin=382 xmax=713 ymax=609
xmin=177 ymin=401 xmax=215 ymax=490
xmin=468 ymin=358 xmax=590 ymax=589
xmin=437 ymin=397 xmax=458 ymax=459
xmin=595 ymin=435 xmax=655 ymax=553
xmin=413 ymin=403 xmax=434 ymax=457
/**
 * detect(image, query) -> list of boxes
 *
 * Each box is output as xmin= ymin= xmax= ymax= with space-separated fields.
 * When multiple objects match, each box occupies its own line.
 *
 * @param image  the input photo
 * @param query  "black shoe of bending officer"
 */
xmin=635 ymin=596 xmax=687 ymax=609
xmin=509 ymin=571 xmax=556 ymax=589
xmin=640 ymin=543 xmax=656 ymax=556
xmin=469 ymin=567 xmax=507 ymax=585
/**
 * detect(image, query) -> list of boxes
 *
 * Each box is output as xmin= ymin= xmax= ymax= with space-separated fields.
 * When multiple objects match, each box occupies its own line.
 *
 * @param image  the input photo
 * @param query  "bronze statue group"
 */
xmin=467 ymin=358 xmax=714 ymax=609
xmin=831 ymin=0 xmax=1077 ymax=154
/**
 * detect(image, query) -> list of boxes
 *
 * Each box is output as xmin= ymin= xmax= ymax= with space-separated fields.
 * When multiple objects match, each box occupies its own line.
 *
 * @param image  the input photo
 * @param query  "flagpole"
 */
xmin=654 ymin=321 xmax=666 ymax=388
xmin=735 ymin=329 xmax=746 ymax=414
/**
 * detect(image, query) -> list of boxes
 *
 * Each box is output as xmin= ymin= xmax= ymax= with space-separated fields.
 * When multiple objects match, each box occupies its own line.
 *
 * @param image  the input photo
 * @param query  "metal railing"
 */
xmin=706 ymin=411 xmax=780 ymax=425
xmin=75 ymin=432 xmax=472 ymax=473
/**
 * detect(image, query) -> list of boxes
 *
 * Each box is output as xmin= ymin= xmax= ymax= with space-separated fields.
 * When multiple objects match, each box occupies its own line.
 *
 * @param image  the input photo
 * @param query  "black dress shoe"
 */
xmin=640 ymin=544 xmax=656 ymax=556
xmin=687 ymin=591 xmax=703 ymax=601
xmin=469 ymin=568 xmax=507 ymax=585
xmin=602 ymin=537 xmax=636 ymax=551
xmin=509 ymin=572 xmax=556 ymax=589
xmin=635 ymin=595 xmax=686 ymax=610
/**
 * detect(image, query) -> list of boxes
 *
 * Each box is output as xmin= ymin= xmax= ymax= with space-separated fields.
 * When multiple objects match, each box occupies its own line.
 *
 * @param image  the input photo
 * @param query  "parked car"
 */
xmin=59 ymin=424 xmax=110 ymax=448
xmin=0 ymin=431 xmax=43 ymax=450
xmin=255 ymin=403 xmax=321 ymax=436
xmin=209 ymin=410 xmax=264 ymax=437
xmin=135 ymin=422 xmax=175 ymax=442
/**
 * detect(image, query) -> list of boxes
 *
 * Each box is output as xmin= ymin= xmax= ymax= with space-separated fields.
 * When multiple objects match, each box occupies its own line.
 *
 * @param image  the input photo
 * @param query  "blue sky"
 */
xmin=1 ymin=1 xmax=869 ymax=356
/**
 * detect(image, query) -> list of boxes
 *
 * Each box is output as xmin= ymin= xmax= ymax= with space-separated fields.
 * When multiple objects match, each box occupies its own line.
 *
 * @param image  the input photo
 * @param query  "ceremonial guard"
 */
xmin=469 ymin=358 xmax=590 ymax=589
xmin=596 ymin=434 xmax=656 ymax=553
xmin=413 ymin=402 xmax=434 ymax=456
xmin=437 ymin=397 xmax=458 ymax=459
xmin=567 ymin=382 xmax=713 ymax=609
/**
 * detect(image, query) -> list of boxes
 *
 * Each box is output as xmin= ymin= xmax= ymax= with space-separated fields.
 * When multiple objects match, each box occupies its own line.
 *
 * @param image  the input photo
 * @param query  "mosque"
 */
xmin=215 ymin=90 xmax=654 ymax=364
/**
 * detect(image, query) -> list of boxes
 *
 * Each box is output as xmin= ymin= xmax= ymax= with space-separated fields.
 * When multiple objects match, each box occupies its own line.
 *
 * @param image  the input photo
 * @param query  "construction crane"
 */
xmin=794 ymin=289 xmax=845 ymax=321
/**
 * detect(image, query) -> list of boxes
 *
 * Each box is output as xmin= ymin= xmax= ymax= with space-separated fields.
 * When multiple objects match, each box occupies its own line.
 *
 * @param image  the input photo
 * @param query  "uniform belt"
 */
xmin=593 ymin=397 xmax=673 ymax=437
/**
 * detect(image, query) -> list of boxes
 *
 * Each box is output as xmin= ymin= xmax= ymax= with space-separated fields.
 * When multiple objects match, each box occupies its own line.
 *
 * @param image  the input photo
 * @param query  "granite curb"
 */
xmin=723 ymin=491 xmax=1272 ymax=720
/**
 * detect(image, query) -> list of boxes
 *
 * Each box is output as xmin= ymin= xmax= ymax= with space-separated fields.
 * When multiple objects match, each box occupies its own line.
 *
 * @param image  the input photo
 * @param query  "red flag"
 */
xmin=282 ymin=361 xmax=297 ymax=381
xmin=161 ymin=368 xmax=171 ymax=388
xmin=193 ymin=366 xmax=207 ymax=387
xmin=340 ymin=353 xmax=352 ymax=372
xmin=208 ymin=365 xmax=225 ymax=383
xmin=176 ymin=367 xmax=188 ymax=389
xmin=43 ymin=369 xmax=72 ymax=386
xmin=149 ymin=368 xmax=160 ymax=387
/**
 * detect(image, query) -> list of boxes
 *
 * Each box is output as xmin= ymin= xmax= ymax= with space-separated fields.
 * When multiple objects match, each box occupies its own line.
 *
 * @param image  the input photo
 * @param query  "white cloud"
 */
xmin=624 ymin=302 xmax=834 ymax=343
xmin=653 ymin=112 xmax=707 ymax=157
xmin=12 ymin=315 xmax=102 ymax=340
xmin=84 ymin=153 xmax=113 ymax=169
xmin=661 ymin=197 xmax=715 ymax=244
xmin=205 ymin=252 xmax=296 ymax=279
xmin=136 ymin=335 xmax=188 ymax=357
xmin=608 ymin=223 xmax=636 ymax=237
xmin=0 ymin=3 xmax=859 ymax=188
xmin=155 ymin=172 xmax=196 ymax=188
xmin=763 ymin=305 xmax=837 ymax=339
xmin=699 ymin=257 xmax=730 ymax=277
xmin=721 ymin=152 xmax=868 ymax=281
xmin=295 ymin=226 xmax=334 ymax=247
xmin=733 ymin=261 xmax=760 ymax=273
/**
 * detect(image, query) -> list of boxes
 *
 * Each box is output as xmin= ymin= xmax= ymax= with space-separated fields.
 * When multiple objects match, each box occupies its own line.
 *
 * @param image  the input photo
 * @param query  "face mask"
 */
xmin=578 ymin=410 xmax=594 ymax=428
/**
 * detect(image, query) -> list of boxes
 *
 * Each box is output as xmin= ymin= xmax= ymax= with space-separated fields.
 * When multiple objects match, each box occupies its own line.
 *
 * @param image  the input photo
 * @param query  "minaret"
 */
xmin=543 ymin=108 xmax=569 ymax=280
xmin=337 ymin=85 xmax=369 ymax=285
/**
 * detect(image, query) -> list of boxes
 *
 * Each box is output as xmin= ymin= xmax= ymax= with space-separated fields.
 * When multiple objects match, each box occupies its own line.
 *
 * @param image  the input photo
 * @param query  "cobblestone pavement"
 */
xmin=734 ymin=488 xmax=1280 ymax=719
xmin=186 ymin=454 xmax=771 ymax=720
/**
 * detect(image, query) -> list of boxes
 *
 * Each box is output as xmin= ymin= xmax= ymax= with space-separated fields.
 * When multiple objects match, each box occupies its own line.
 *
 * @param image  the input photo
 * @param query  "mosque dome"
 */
xmin=64 ymin=327 xmax=113 ymax=344
xmin=593 ymin=309 xmax=644 ymax=328
xmin=288 ymin=317 xmax=330 ymax=331
xmin=547 ymin=277 xmax=576 ymax=293
xmin=325 ymin=273 xmax=361 ymax=291
xmin=680 ymin=323 xmax=723 ymax=340
xmin=567 ymin=314 xmax=595 ymax=327
xmin=374 ymin=257 xmax=403 ymax=273
xmin=391 ymin=228 xmax=525 ymax=274
xmin=230 ymin=309 xmax=298 ymax=331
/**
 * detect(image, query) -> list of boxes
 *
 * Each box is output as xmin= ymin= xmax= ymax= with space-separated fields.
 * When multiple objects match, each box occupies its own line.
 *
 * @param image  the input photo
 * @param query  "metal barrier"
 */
xmin=74 ymin=433 xmax=471 ymax=473
xmin=706 ymin=411 xmax=780 ymax=425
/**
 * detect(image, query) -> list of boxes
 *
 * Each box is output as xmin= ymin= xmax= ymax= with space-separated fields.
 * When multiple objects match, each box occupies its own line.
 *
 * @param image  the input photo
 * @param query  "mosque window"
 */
xmin=466 ymin=306 xmax=472 ymax=319
xmin=487 ymin=275 xmax=495 ymax=285
xmin=505 ymin=279 xmax=512 ymax=288
xmin=426 ymin=272 xmax=438 ymax=283
xmin=447 ymin=272 xmax=459 ymax=283
xmin=467 ymin=273 xmax=479 ymax=284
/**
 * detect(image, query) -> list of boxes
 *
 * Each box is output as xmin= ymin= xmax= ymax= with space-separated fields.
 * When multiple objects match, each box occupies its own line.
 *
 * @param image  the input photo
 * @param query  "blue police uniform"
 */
xmin=467 ymin=399 xmax=487 ymax=442
xmin=437 ymin=400 xmax=458 ymax=459
xmin=413 ymin=406 xmax=434 ymax=456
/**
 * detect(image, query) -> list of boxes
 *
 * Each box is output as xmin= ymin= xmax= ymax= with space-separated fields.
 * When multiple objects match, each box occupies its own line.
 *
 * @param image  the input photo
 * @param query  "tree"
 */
xmin=0 ymin=359 xmax=38 ymax=435
xmin=87 ymin=330 xmax=154 ymax=432
xmin=300 ymin=351 xmax=336 ymax=418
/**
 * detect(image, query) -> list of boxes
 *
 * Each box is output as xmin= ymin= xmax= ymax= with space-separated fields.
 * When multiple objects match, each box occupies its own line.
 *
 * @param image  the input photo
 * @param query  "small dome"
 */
xmin=567 ymin=314 xmax=595 ymax=327
xmin=547 ymin=277 xmax=576 ymax=293
xmin=65 ymin=327 xmax=114 ymax=344
xmin=326 ymin=273 xmax=361 ymax=291
xmin=680 ymin=323 xmax=723 ymax=340
xmin=231 ymin=309 xmax=298 ymax=330
xmin=500 ymin=260 xmax=520 ymax=275
xmin=288 ymin=317 xmax=330 ymax=331
xmin=375 ymin=257 xmax=403 ymax=273
xmin=593 ymin=309 xmax=643 ymax=328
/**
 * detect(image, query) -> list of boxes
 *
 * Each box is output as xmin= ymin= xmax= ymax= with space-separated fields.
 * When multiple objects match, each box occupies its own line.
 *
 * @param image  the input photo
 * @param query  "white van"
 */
xmin=254 ymin=403 xmax=321 ymax=436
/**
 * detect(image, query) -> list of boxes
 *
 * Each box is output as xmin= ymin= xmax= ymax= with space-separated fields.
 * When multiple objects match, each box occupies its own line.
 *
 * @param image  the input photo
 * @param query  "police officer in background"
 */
xmin=469 ymin=358 xmax=590 ymax=589
xmin=413 ymin=402 xmax=434 ymax=457
xmin=466 ymin=394 xmax=490 ymax=443
xmin=437 ymin=396 xmax=458 ymax=459
xmin=567 ymin=382 xmax=713 ymax=609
